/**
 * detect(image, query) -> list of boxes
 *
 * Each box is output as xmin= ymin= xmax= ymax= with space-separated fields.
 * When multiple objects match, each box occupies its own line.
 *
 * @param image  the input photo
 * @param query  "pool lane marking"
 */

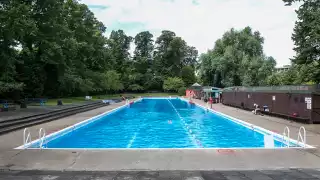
xmin=127 ymin=132 xmax=137 ymax=148
xmin=166 ymin=99 xmax=203 ymax=148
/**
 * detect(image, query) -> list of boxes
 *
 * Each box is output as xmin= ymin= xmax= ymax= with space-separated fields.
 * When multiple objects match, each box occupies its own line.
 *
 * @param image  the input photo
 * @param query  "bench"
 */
xmin=26 ymin=98 xmax=48 ymax=106
xmin=0 ymin=100 xmax=16 ymax=112
xmin=85 ymin=96 xmax=93 ymax=100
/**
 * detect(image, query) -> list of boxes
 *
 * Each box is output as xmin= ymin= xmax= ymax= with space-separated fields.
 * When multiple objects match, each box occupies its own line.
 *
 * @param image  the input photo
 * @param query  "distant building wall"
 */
xmin=275 ymin=65 xmax=291 ymax=73
xmin=222 ymin=85 xmax=320 ymax=124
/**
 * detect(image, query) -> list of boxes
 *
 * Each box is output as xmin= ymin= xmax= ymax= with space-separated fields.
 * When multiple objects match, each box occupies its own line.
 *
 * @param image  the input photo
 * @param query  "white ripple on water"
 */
xmin=127 ymin=132 xmax=137 ymax=148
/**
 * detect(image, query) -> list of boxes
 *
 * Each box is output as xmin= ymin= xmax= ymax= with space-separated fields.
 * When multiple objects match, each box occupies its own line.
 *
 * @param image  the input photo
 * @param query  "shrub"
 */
xmin=178 ymin=87 xmax=187 ymax=96
xmin=163 ymin=77 xmax=185 ymax=92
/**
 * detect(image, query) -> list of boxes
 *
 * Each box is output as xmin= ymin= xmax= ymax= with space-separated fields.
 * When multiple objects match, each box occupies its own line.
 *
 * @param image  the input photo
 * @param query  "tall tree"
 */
xmin=153 ymin=30 xmax=198 ymax=80
xmin=283 ymin=0 xmax=320 ymax=83
xmin=153 ymin=30 xmax=176 ymax=78
xmin=198 ymin=27 xmax=276 ymax=87
xmin=107 ymin=30 xmax=132 ymax=73
xmin=107 ymin=30 xmax=132 ymax=90
xmin=181 ymin=66 xmax=196 ymax=87
xmin=130 ymin=31 xmax=154 ymax=91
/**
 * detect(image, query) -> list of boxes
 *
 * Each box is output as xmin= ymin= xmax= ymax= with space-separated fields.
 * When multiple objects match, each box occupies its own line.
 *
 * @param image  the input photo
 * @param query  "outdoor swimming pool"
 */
xmin=21 ymin=98 xmax=307 ymax=149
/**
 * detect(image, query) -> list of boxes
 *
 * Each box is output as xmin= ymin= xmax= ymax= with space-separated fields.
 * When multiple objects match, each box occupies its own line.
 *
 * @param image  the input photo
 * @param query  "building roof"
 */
xmin=191 ymin=83 xmax=202 ymax=87
xmin=223 ymin=85 xmax=320 ymax=94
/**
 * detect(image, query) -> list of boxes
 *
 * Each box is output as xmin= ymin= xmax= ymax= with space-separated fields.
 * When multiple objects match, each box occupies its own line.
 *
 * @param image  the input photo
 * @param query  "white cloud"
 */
xmin=82 ymin=0 xmax=299 ymax=67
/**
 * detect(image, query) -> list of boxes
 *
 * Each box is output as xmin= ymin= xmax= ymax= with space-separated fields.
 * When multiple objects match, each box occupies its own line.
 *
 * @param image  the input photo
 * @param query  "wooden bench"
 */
xmin=26 ymin=98 xmax=48 ymax=106
xmin=0 ymin=100 xmax=16 ymax=112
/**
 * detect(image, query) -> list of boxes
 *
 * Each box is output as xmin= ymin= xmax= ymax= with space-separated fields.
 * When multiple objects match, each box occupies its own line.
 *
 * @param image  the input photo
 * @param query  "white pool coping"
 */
xmin=15 ymin=97 xmax=314 ymax=150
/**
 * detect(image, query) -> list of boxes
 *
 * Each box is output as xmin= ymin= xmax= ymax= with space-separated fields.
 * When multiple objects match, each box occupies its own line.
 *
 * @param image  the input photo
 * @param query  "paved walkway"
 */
xmin=1 ymin=169 xmax=320 ymax=180
xmin=0 ymin=101 xmax=99 ymax=122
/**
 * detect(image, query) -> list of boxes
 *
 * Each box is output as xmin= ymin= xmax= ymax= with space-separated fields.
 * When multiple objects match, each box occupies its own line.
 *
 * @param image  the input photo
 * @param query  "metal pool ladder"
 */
xmin=23 ymin=128 xmax=47 ymax=149
xmin=282 ymin=126 xmax=290 ymax=147
xmin=282 ymin=126 xmax=307 ymax=148
xmin=39 ymin=128 xmax=46 ymax=149
xmin=297 ymin=126 xmax=306 ymax=148
xmin=23 ymin=128 xmax=32 ymax=149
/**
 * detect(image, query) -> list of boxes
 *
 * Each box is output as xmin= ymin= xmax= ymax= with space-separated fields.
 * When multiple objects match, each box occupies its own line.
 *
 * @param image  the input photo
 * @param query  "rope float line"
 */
xmin=167 ymin=99 xmax=204 ymax=148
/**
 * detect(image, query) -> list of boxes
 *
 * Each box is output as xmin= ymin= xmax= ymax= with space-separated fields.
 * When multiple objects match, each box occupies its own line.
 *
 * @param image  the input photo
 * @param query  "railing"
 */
xmin=297 ymin=126 xmax=306 ymax=148
xmin=23 ymin=128 xmax=32 ymax=149
xmin=282 ymin=126 xmax=290 ymax=147
xmin=39 ymin=128 xmax=46 ymax=149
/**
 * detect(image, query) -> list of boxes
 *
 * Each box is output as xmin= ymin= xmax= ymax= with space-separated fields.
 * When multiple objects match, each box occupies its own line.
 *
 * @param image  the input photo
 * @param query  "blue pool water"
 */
xmin=34 ymin=98 xmax=290 ymax=148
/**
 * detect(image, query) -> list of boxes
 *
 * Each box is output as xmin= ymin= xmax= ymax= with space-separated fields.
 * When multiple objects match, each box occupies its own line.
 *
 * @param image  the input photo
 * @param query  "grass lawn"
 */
xmin=39 ymin=92 xmax=179 ymax=106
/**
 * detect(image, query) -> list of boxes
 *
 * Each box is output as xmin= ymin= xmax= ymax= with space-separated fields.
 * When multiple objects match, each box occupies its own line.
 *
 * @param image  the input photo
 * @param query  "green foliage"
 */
xmin=267 ymin=63 xmax=319 ymax=86
xmin=128 ymin=84 xmax=144 ymax=92
xmin=181 ymin=66 xmax=196 ymax=87
xmin=0 ymin=0 xmax=199 ymax=99
xmin=103 ymin=71 xmax=124 ymax=91
xmin=178 ymin=87 xmax=187 ymax=96
xmin=266 ymin=74 xmax=281 ymax=86
xmin=154 ymin=30 xmax=198 ymax=79
xmin=163 ymin=77 xmax=185 ymax=92
xmin=283 ymin=0 xmax=320 ymax=83
xmin=198 ymin=27 xmax=276 ymax=87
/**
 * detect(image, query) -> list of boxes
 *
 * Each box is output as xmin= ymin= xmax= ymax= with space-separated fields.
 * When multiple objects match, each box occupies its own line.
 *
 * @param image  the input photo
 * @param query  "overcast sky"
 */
xmin=82 ymin=0 xmax=299 ymax=67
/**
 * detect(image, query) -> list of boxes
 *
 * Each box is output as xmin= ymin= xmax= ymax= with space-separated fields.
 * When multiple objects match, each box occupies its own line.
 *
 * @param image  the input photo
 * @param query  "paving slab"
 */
xmin=6 ymin=150 xmax=81 ymax=171
xmin=1 ymin=170 xmax=320 ymax=180
xmin=62 ymin=149 xmax=320 ymax=171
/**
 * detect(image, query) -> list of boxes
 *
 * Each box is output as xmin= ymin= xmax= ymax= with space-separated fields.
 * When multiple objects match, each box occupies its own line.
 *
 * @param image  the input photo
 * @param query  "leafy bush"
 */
xmin=163 ymin=77 xmax=185 ymax=92
xmin=178 ymin=87 xmax=186 ymax=96
xmin=128 ymin=84 xmax=144 ymax=92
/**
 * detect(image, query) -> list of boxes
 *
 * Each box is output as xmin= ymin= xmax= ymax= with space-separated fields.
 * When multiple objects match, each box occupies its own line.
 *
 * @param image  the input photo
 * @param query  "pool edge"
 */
xmin=16 ymin=97 xmax=315 ymax=150
xmin=180 ymin=98 xmax=314 ymax=149
xmin=15 ymin=99 xmax=141 ymax=149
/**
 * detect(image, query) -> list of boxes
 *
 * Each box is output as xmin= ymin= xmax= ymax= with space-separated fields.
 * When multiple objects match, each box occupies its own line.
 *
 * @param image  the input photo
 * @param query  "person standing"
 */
xmin=209 ymin=96 xmax=213 ymax=109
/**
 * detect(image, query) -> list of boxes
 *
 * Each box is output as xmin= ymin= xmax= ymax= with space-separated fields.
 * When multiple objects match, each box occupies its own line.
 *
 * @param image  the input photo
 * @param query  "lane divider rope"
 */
xmin=167 ymin=99 xmax=203 ymax=148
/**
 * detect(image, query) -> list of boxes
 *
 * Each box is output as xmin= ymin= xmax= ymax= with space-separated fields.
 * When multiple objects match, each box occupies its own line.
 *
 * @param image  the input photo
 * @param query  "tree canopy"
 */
xmin=198 ymin=27 xmax=276 ymax=87
xmin=2 ymin=0 xmax=318 ymax=100
xmin=283 ymin=0 xmax=320 ymax=83
xmin=0 ymin=0 xmax=199 ymax=99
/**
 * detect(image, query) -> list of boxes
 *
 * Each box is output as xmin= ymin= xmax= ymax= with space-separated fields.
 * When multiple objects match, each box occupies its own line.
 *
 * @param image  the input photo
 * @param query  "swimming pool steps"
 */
xmin=0 ymin=102 xmax=110 ymax=135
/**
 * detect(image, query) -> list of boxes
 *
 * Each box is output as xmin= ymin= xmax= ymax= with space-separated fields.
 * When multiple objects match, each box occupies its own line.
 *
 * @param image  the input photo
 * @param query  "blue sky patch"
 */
xmin=88 ymin=5 xmax=109 ymax=10
xmin=107 ymin=21 xmax=146 ymax=33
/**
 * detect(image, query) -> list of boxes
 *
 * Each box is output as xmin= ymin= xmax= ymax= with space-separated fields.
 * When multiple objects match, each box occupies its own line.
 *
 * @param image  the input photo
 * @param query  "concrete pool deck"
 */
xmin=0 ymin=98 xmax=320 ymax=172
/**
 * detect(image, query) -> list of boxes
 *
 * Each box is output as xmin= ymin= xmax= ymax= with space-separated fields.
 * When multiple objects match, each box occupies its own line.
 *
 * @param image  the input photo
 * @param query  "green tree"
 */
xmin=266 ymin=74 xmax=281 ymax=86
xmin=103 ymin=70 xmax=124 ymax=92
xmin=107 ymin=30 xmax=133 ymax=73
xmin=132 ymin=31 xmax=154 ymax=90
xmin=154 ymin=30 xmax=198 ymax=80
xmin=0 ymin=0 xmax=200 ymax=99
xmin=283 ymin=0 xmax=320 ymax=83
xmin=181 ymin=66 xmax=196 ymax=87
xmin=163 ymin=77 xmax=185 ymax=92
xmin=198 ymin=27 xmax=276 ymax=87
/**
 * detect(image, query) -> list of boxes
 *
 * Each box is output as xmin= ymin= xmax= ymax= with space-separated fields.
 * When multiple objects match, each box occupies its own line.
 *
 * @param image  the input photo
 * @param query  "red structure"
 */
xmin=186 ymin=83 xmax=202 ymax=99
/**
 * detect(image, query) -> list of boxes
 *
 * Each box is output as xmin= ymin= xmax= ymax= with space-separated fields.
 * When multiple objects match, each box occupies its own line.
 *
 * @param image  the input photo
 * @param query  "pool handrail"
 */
xmin=283 ymin=126 xmax=290 ymax=147
xmin=297 ymin=126 xmax=306 ymax=148
xmin=39 ymin=128 xmax=46 ymax=149
xmin=23 ymin=128 xmax=31 ymax=149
